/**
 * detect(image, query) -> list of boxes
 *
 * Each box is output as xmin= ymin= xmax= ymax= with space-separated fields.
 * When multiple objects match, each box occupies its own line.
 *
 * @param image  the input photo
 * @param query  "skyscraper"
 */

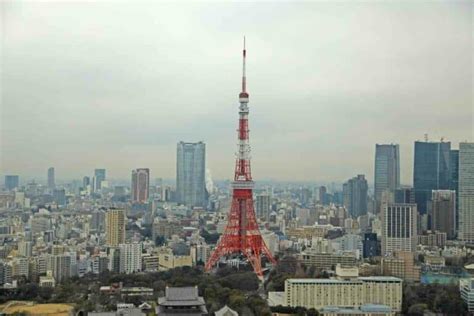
xmin=256 ymin=194 xmax=271 ymax=220
xmin=431 ymin=190 xmax=456 ymax=239
xmin=413 ymin=141 xmax=451 ymax=214
xmin=105 ymin=209 xmax=126 ymax=247
xmin=343 ymin=175 xmax=368 ymax=218
xmin=53 ymin=188 xmax=67 ymax=206
xmin=319 ymin=186 xmax=327 ymax=205
xmin=4 ymin=175 xmax=19 ymax=191
xmin=83 ymin=176 xmax=90 ymax=189
xmin=450 ymin=149 xmax=460 ymax=231
xmin=176 ymin=141 xmax=206 ymax=207
xmin=94 ymin=169 xmax=106 ymax=191
xmin=459 ymin=143 xmax=474 ymax=243
xmin=382 ymin=204 xmax=418 ymax=255
xmin=374 ymin=144 xmax=400 ymax=204
xmin=47 ymin=167 xmax=55 ymax=190
xmin=131 ymin=168 xmax=150 ymax=203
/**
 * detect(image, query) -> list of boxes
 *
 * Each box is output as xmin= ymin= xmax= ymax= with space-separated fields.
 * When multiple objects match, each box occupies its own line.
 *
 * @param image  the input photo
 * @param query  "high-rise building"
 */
xmin=4 ymin=175 xmax=19 ymax=191
xmin=47 ymin=254 xmax=71 ymax=283
xmin=382 ymin=203 xmax=418 ymax=255
xmin=431 ymin=190 xmax=456 ymax=239
xmin=413 ymin=141 xmax=451 ymax=214
xmin=119 ymin=242 xmax=142 ymax=274
xmin=374 ymin=144 xmax=400 ymax=203
xmin=94 ymin=169 xmax=106 ymax=191
xmin=83 ymin=176 xmax=90 ymax=189
xmin=343 ymin=175 xmax=368 ymax=218
xmin=450 ymin=149 xmax=460 ymax=231
xmin=131 ymin=168 xmax=150 ymax=203
xmin=319 ymin=186 xmax=327 ymax=205
xmin=176 ymin=141 xmax=206 ymax=207
xmin=459 ymin=142 xmax=474 ymax=243
xmin=105 ymin=209 xmax=126 ymax=247
xmin=47 ymin=167 xmax=55 ymax=190
xmin=53 ymin=188 xmax=66 ymax=206
xmin=256 ymin=194 xmax=271 ymax=220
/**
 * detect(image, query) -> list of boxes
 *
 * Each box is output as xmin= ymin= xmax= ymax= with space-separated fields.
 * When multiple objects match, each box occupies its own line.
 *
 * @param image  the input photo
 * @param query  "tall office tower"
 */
xmin=83 ymin=176 xmax=90 ymax=188
xmin=94 ymin=169 xmax=106 ymax=191
xmin=4 ymin=175 xmax=19 ymax=191
xmin=256 ymin=194 xmax=271 ymax=220
xmin=382 ymin=203 xmax=418 ymax=255
xmin=47 ymin=167 xmax=55 ymax=190
xmin=206 ymin=40 xmax=276 ymax=277
xmin=53 ymin=188 xmax=66 ymax=206
xmin=459 ymin=143 xmax=474 ymax=243
xmin=176 ymin=141 xmax=206 ymax=207
xmin=413 ymin=141 xmax=451 ymax=215
xmin=119 ymin=243 xmax=142 ymax=274
xmin=319 ymin=186 xmax=327 ymax=205
xmin=374 ymin=144 xmax=400 ymax=203
xmin=343 ymin=175 xmax=368 ymax=218
xmin=105 ymin=209 xmax=126 ymax=246
xmin=450 ymin=149 xmax=460 ymax=230
xmin=431 ymin=190 xmax=456 ymax=239
xmin=131 ymin=168 xmax=150 ymax=203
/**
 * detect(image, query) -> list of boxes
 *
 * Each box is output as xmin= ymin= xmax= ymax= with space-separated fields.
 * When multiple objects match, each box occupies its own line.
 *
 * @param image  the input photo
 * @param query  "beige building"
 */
xmin=286 ymin=226 xmax=329 ymax=240
xmin=299 ymin=252 xmax=357 ymax=270
xmin=285 ymin=276 xmax=402 ymax=312
xmin=381 ymin=251 xmax=420 ymax=282
xmin=106 ymin=209 xmax=126 ymax=247
xmin=158 ymin=249 xmax=192 ymax=270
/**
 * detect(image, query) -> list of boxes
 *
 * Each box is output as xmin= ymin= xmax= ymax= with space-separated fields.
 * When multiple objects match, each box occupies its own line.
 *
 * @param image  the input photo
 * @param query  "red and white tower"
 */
xmin=205 ymin=39 xmax=276 ymax=277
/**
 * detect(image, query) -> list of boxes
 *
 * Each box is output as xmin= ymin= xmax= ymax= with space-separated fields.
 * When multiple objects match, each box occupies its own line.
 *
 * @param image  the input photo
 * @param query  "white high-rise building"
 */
xmin=382 ymin=204 xmax=418 ymax=255
xmin=459 ymin=143 xmax=474 ymax=242
xmin=119 ymin=243 xmax=142 ymax=274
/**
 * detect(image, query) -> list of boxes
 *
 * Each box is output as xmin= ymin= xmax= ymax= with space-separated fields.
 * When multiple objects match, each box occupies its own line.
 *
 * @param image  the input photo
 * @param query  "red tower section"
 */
xmin=205 ymin=39 xmax=276 ymax=277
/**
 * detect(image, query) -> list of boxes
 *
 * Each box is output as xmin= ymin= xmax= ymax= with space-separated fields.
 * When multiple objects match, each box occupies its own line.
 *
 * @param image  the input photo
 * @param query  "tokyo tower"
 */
xmin=205 ymin=38 xmax=277 ymax=277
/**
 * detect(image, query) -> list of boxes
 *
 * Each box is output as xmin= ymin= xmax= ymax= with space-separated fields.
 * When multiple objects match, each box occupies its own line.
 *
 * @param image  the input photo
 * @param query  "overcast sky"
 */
xmin=1 ymin=1 xmax=472 ymax=184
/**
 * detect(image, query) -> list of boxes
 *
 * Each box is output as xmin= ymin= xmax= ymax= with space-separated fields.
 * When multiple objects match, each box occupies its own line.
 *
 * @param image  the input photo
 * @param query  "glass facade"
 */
xmin=413 ymin=141 xmax=451 ymax=214
xmin=176 ymin=141 xmax=206 ymax=208
xmin=374 ymin=144 xmax=400 ymax=202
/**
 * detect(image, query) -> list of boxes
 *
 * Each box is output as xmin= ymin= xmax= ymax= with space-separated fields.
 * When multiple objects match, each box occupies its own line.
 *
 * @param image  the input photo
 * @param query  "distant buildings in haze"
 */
xmin=131 ymin=168 xmax=150 ymax=203
xmin=343 ymin=175 xmax=368 ymax=218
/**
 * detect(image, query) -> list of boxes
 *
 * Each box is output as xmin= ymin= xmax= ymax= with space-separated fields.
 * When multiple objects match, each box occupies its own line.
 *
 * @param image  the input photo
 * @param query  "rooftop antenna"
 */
xmin=424 ymin=133 xmax=429 ymax=142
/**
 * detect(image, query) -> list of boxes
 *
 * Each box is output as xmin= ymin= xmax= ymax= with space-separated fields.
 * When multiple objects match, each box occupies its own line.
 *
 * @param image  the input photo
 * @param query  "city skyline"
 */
xmin=1 ymin=1 xmax=472 ymax=183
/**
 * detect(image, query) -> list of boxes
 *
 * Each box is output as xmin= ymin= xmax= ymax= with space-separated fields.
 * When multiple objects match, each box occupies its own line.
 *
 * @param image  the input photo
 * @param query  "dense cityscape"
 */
xmin=1 ymin=2 xmax=473 ymax=316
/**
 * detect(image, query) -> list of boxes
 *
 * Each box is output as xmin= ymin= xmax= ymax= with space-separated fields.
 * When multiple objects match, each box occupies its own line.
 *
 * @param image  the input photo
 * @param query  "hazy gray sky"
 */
xmin=1 ymin=1 xmax=472 ymax=184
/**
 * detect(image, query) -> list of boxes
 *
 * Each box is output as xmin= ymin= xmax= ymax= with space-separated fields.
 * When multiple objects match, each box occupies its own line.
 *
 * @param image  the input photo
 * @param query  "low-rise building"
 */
xmin=381 ymin=251 xmax=420 ymax=282
xmin=157 ymin=286 xmax=207 ymax=315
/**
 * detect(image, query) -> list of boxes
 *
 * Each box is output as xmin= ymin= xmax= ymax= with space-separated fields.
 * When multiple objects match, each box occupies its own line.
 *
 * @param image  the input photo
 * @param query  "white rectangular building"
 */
xmin=382 ymin=204 xmax=417 ymax=255
xmin=285 ymin=276 xmax=402 ymax=312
